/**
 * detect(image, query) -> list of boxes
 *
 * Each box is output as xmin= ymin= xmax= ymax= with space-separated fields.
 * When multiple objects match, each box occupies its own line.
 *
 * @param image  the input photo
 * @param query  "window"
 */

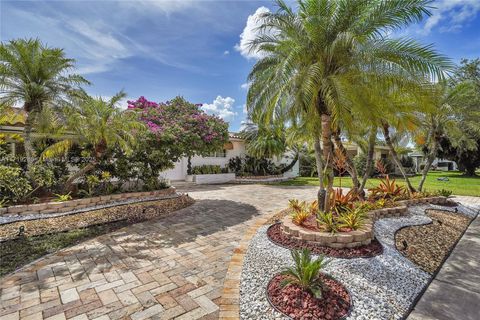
xmin=207 ymin=149 xmax=226 ymax=157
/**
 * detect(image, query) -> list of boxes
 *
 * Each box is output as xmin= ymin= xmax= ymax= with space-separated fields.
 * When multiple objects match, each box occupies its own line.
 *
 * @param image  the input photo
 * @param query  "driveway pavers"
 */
xmin=0 ymin=184 xmax=317 ymax=320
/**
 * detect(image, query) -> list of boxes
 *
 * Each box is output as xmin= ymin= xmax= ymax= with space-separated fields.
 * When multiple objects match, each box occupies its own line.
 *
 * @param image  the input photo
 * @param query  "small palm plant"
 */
xmin=281 ymin=249 xmax=329 ymax=299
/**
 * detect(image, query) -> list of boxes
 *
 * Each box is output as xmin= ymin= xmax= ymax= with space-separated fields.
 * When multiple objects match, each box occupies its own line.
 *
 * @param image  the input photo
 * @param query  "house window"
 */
xmin=207 ymin=149 xmax=226 ymax=157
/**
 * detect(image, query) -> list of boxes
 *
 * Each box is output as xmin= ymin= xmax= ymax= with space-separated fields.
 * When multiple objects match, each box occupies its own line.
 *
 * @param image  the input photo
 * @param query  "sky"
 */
xmin=1 ymin=0 xmax=480 ymax=131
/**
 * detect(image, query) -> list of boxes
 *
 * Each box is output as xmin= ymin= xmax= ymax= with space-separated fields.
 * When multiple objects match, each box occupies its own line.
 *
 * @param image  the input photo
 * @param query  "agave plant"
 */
xmin=281 ymin=249 xmax=329 ymax=299
xmin=337 ymin=207 xmax=367 ymax=231
xmin=368 ymin=176 xmax=406 ymax=200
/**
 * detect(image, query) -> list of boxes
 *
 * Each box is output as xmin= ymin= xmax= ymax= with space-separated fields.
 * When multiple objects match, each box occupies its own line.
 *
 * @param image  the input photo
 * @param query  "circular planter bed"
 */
xmin=395 ymin=209 xmax=471 ymax=273
xmin=267 ymin=273 xmax=351 ymax=320
xmin=281 ymin=215 xmax=374 ymax=249
xmin=267 ymin=223 xmax=383 ymax=258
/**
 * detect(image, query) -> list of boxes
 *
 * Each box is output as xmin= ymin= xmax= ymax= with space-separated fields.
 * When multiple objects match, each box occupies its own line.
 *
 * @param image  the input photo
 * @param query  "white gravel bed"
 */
xmin=240 ymin=202 xmax=478 ymax=320
xmin=0 ymin=193 xmax=183 ymax=225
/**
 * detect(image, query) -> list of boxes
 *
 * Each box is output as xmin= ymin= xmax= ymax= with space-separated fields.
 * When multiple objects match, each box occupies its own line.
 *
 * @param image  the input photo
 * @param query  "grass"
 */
xmin=0 ymin=221 xmax=128 ymax=277
xmin=275 ymin=171 xmax=480 ymax=197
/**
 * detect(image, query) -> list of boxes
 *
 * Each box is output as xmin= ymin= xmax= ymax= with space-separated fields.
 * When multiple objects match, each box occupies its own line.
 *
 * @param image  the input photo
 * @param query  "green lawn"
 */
xmin=276 ymin=171 xmax=480 ymax=197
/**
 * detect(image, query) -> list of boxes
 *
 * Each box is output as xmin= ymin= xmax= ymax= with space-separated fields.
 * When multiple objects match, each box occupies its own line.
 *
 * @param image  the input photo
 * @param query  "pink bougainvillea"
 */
xmin=127 ymin=96 xmax=229 ymax=157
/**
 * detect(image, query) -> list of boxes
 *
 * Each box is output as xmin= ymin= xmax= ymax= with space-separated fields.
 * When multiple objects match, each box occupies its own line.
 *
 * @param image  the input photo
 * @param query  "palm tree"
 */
xmin=0 ymin=38 xmax=88 ymax=170
xmin=42 ymin=91 xmax=144 ymax=190
xmin=247 ymin=0 xmax=451 ymax=209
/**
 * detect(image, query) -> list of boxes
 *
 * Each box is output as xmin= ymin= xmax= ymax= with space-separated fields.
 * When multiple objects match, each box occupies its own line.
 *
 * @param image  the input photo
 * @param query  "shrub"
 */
xmin=316 ymin=211 xmax=338 ymax=233
xmin=330 ymin=188 xmax=357 ymax=214
xmin=30 ymin=163 xmax=56 ymax=190
xmin=337 ymin=207 xmax=367 ymax=231
xmin=289 ymin=200 xmax=310 ymax=225
xmin=0 ymin=165 xmax=32 ymax=204
xmin=53 ymin=192 xmax=72 ymax=202
xmin=436 ymin=189 xmax=453 ymax=197
xmin=281 ymin=249 xmax=329 ymax=299
xmin=192 ymin=165 xmax=222 ymax=174
xmin=353 ymin=153 xmax=368 ymax=177
xmin=368 ymin=176 xmax=406 ymax=200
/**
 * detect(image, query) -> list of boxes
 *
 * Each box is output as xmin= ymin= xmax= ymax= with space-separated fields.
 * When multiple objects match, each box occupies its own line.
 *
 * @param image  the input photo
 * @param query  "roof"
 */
xmin=228 ymin=132 xmax=244 ymax=140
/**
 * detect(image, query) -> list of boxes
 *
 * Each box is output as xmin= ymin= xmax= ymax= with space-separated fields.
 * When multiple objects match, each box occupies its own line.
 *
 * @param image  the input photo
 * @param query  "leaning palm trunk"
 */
xmin=332 ymin=131 xmax=362 ymax=198
xmin=64 ymin=162 xmax=97 ymax=191
xmin=418 ymin=132 xmax=440 ymax=191
xmin=382 ymin=122 xmax=416 ymax=194
xmin=23 ymin=112 xmax=37 ymax=170
xmin=360 ymin=128 xmax=376 ymax=193
xmin=320 ymin=113 xmax=335 ymax=211
xmin=313 ymin=136 xmax=326 ymax=211
xmin=280 ymin=152 xmax=299 ymax=174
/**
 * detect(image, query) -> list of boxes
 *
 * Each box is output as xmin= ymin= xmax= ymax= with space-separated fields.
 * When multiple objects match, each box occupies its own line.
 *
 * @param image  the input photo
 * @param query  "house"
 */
xmin=409 ymin=150 xmax=458 ymax=172
xmin=0 ymin=114 xmax=300 ymax=181
xmin=159 ymin=132 xmax=300 ymax=181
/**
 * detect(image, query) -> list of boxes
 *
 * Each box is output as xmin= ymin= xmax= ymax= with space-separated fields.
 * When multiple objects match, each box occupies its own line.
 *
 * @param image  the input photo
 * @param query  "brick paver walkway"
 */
xmin=0 ymin=184 xmax=317 ymax=320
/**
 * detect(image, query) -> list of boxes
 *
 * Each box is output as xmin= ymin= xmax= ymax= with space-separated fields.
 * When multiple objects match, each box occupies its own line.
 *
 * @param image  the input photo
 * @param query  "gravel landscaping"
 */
xmin=240 ymin=202 xmax=478 ymax=320
xmin=396 ymin=209 xmax=471 ymax=273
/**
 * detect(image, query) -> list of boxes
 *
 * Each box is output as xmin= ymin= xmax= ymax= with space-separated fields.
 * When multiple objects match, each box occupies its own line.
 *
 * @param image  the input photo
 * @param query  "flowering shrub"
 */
xmin=128 ymin=96 xmax=229 ymax=157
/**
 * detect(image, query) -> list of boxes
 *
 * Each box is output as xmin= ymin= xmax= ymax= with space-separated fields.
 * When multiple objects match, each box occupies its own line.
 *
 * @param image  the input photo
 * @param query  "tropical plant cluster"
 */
xmin=191 ymin=165 xmax=226 ymax=175
xmin=0 ymin=39 xmax=228 ymax=206
xmin=245 ymin=0 xmax=480 ymax=211
xmin=227 ymin=155 xmax=282 ymax=176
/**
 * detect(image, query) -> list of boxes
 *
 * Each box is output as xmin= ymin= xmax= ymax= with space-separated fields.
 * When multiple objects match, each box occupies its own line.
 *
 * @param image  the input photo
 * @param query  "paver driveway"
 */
xmin=0 ymin=184 xmax=317 ymax=320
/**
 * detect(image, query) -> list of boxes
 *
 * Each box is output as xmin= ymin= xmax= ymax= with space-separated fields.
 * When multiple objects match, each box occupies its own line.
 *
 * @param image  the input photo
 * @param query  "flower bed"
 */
xmin=281 ymin=215 xmax=373 ymax=248
xmin=0 ymin=188 xmax=176 ymax=216
xmin=0 ymin=194 xmax=194 ymax=241
xmin=267 ymin=273 xmax=351 ymax=320
xmin=278 ymin=196 xmax=448 ymax=249
xmin=267 ymin=223 xmax=383 ymax=258
xmin=395 ymin=209 xmax=471 ymax=273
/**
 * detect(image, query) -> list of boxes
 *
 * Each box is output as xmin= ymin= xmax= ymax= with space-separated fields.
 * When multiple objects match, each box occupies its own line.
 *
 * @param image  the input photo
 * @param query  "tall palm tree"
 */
xmin=0 ymin=38 xmax=88 ymax=170
xmin=42 ymin=91 xmax=144 ymax=190
xmin=247 ymin=0 xmax=451 ymax=209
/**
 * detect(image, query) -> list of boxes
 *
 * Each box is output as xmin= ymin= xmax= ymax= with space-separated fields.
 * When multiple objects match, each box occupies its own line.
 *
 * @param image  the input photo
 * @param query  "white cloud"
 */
xmin=242 ymin=104 xmax=248 ymax=114
xmin=235 ymin=6 xmax=271 ymax=59
xmin=422 ymin=0 xmax=480 ymax=34
xmin=202 ymin=96 xmax=237 ymax=121
xmin=240 ymin=82 xmax=251 ymax=90
xmin=224 ymin=50 xmax=230 ymax=55
xmin=120 ymin=0 xmax=198 ymax=14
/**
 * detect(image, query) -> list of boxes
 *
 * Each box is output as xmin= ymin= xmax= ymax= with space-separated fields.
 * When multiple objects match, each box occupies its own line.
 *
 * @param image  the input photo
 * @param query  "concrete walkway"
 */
xmin=408 ymin=199 xmax=480 ymax=320
xmin=0 ymin=184 xmax=317 ymax=320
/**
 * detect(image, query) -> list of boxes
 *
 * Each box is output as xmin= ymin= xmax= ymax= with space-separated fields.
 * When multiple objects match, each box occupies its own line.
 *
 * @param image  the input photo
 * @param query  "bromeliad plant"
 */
xmin=281 ymin=249 xmax=329 ymax=299
xmin=289 ymin=200 xmax=310 ymax=225
xmin=330 ymin=188 xmax=357 ymax=214
xmin=316 ymin=211 xmax=338 ymax=233
xmin=368 ymin=176 xmax=407 ymax=201
xmin=337 ymin=207 xmax=367 ymax=231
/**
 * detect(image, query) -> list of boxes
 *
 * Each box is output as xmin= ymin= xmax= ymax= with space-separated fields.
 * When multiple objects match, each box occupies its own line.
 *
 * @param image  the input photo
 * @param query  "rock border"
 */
xmin=279 ymin=197 xmax=447 ymax=249
xmin=0 ymin=187 xmax=176 ymax=216
xmin=281 ymin=215 xmax=374 ymax=248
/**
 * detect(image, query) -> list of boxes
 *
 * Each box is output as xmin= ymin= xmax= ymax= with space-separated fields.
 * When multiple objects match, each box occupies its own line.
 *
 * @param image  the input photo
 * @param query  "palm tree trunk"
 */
xmin=418 ymin=132 xmax=439 ymax=191
xmin=332 ymin=130 xmax=362 ymax=198
xmin=280 ymin=152 xmax=299 ymax=173
xmin=313 ymin=136 xmax=326 ymax=211
xmin=23 ymin=112 xmax=36 ymax=170
xmin=382 ymin=122 xmax=416 ymax=193
xmin=64 ymin=162 xmax=97 ymax=191
xmin=320 ymin=113 xmax=334 ymax=211
xmin=360 ymin=127 xmax=376 ymax=192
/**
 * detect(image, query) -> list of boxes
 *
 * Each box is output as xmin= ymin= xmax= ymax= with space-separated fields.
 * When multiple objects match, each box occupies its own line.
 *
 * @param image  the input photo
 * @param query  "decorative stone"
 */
xmin=336 ymin=233 xmax=354 ymax=243
xmin=346 ymin=241 xmax=362 ymax=248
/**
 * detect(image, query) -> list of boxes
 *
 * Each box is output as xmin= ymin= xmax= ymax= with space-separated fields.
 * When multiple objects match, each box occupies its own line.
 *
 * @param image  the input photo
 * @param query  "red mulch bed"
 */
xmin=267 ymin=274 xmax=351 ymax=320
xmin=267 ymin=223 xmax=383 ymax=258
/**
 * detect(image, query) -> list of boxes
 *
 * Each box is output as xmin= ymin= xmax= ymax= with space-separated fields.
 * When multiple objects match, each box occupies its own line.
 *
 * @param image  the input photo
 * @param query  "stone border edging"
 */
xmin=281 ymin=215 xmax=374 ymax=248
xmin=218 ymin=196 xmax=448 ymax=319
xmin=219 ymin=213 xmax=276 ymax=319
xmin=0 ymin=187 xmax=176 ymax=216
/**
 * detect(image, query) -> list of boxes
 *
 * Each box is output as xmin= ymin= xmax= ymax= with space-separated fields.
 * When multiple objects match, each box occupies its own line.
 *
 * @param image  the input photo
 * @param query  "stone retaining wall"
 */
xmin=280 ymin=196 xmax=448 ymax=249
xmin=281 ymin=216 xmax=374 ymax=248
xmin=0 ymin=188 xmax=176 ymax=216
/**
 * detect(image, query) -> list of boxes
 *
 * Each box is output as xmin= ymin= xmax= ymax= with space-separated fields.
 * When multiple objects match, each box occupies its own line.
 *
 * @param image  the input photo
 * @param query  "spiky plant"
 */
xmin=281 ymin=249 xmax=329 ymax=299
xmin=316 ymin=210 xmax=338 ymax=233
xmin=337 ymin=207 xmax=367 ymax=231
